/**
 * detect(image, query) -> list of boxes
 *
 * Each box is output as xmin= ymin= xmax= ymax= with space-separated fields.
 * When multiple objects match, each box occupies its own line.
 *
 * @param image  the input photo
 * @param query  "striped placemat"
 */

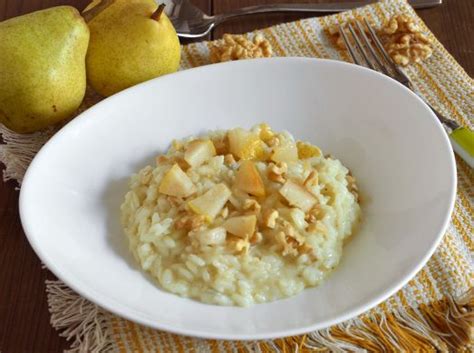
xmin=0 ymin=0 xmax=472 ymax=351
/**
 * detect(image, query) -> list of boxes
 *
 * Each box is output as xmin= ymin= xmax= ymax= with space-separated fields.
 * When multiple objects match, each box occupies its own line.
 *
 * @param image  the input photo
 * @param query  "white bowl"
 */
xmin=20 ymin=58 xmax=456 ymax=340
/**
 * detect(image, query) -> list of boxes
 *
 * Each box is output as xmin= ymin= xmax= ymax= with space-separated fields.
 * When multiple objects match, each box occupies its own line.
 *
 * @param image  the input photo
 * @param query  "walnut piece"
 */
xmin=327 ymin=15 xmax=432 ymax=67
xmin=175 ymin=214 xmax=205 ymax=231
xmin=167 ymin=196 xmax=184 ymax=207
xmin=382 ymin=15 xmax=432 ymax=66
xmin=307 ymin=221 xmax=327 ymax=236
xmin=224 ymin=153 xmax=236 ymax=166
xmin=243 ymin=199 xmax=261 ymax=214
xmin=305 ymin=205 xmax=321 ymax=223
xmin=304 ymin=170 xmax=319 ymax=188
xmin=266 ymin=136 xmax=280 ymax=147
xmin=262 ymin=209 xmax=279 ymax=228
xmin=139 ymin=166 xmax=153 ymax=184
xmin=228 ymin=236 xmax=250 ymax=254
xmin=250 ymin=231 xmax=263 ymax=244
xmin=268 ymin=162 xmax=288 ymax=183
xmin=155 ymin=155 xmax=169 ymax=165
xmin=210 ymin=34 xmax=272 ymax=63
xmin=346 ymin=174 xmax=359 ymax=201
xmin=212 ymin=137 xmax=228 ymax=155
xmin=274 ymin=221 xmax=309 ymax=257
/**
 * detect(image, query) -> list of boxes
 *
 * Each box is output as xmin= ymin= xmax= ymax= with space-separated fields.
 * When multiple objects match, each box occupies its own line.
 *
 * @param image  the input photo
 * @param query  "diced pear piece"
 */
xmin=223 ymin=215 xmax=257 ymax=239
xmin=258 ymin=123 xmax=274 ymax=143
xmin=184 ymin=139 xmax=216 ymax=167
xmin=234 ymin=160 xmax=266 ymax=197
xmin=279 ymin=180 xmax=317 ymax=212
xmin=195 ymin=227 xmax=227 ymax=245
xmin=158 ymin=164 xmax=196 ymax=197
xmin=297 ymin=141 xmax=322 ymax=159
xmin=228 ymin=128 xmax=264 ymax=160
xmin=188 ymin=183 xmax=231 ymax=220
xmin=271 ymin=142 xmax=298 ymax=163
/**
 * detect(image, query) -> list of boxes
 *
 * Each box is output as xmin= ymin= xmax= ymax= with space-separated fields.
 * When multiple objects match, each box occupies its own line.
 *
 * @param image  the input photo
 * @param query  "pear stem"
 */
xmin=82 ymin=0 xmax=115 ymax=22
xmin=151 ymin=4 xmax=166 ymax=21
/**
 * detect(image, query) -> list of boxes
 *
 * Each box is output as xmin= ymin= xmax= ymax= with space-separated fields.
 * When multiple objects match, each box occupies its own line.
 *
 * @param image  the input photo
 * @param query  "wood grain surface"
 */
xmin=0 ymin=1 xmax=472 ymax=352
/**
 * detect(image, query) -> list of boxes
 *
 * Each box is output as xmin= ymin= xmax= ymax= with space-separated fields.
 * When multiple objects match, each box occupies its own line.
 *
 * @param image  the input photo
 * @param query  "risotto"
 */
xmin=121 ymin=124 xmax=361 ymax=306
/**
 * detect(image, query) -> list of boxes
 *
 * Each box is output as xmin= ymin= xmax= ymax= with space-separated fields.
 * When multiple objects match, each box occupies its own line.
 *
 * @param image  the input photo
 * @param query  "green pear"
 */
xmin=0 ymin=6 xmax=90 ymax=134
xmin=85 ymin=0 xmax=181 ymax=97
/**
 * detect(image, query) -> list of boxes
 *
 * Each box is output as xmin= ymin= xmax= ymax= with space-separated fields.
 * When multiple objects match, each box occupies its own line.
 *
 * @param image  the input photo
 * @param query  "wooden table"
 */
xmin=0 ymin=1 xmax=472 ymax=352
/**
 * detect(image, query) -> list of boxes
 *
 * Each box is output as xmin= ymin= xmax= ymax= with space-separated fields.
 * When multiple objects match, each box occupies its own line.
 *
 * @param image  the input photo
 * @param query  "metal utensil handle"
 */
xmin=214 ymin=0 xmax=442 ymax=24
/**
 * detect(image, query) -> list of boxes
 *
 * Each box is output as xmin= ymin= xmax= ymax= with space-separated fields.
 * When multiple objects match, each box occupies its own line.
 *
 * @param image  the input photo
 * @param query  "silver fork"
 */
xmin=339 ymin=19 xmax=474 ymax=168
xmin=166 ymin=0 xmax=442 ymax=39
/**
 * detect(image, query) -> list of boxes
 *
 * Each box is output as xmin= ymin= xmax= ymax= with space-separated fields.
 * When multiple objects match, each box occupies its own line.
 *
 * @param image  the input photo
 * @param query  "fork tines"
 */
xmin=339 ymin=19 xmax=409 ymax=86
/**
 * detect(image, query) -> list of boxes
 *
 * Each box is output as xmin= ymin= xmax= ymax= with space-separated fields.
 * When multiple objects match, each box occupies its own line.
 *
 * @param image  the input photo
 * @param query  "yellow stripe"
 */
xmin=372 ymin=1 xmax=389 ymax=22
xmin=171 ymin=334 xmax=186 ymax=353
xmin=294 ymin=21 xmax=324 ymax=58
xmin=279 ymin=22 xmax=307 ymax=57
xmin=138 ymin=324 xmax=153 ymax=352
xmin=457 ymin=156 xmax=474 ymax=191
xmin=147 ymin=326 xmax=162 ymax=352
xmin=414 ymin=14 xmax=474 ymax=92
xmin=443 ymin=232 xmax=472 ymax=287
xmin=452 ymin=202 xmax=474 ymax=251
xmin=162 ymin=331 xmax=176 ymax=353
xmin=420 ymin=50 xmax=473 ymax=102
xmin=287 ymin=22 xmax=313 ymax=57
xmin=407 ymin=276 xmax=425 ymax=305
xmin=396 ymin=287 xmax=410 ymax=308
xmin=378 ymin=294 xmax=390 ymax=313
xmin=456 ymin=193 xmax=473 ymax=233
xmin=273 ymin=24 xmax=300 ymax=56
xmin=124 ymin=321 xmax=143 ymax=352
xmin=298 ymin=20 xmax=331 ymax=59
xmin=235 ymin=340 xmax=247 ymax=352
xmin=263 ymin=28 xmax=287 ymax=56
xmin=428 ymin=242 xmax=456 ymax=294
xmin=418 ymin=268 xmax=438 ymax=302
xmin=459 ymin=190 xmax=474 ymax=213
xmin=412 ymin=63 xmax=470 ymax=127
xmin=110 ymin=317 xmax=127 ymax=353
xmin=425 ymin=255 xmax=453 ymax=296
xmin=223 ymin=339 xmax=233 ymax=353
xmin=209 ymin=339 xmax=221 ymax=353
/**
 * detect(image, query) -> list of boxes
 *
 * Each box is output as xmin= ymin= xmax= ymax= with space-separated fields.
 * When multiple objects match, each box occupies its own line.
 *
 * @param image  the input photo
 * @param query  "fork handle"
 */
xmin=426 ymin=103 xmax=474 ymax=168
xmin=431 ymin=108 xmax=474 ymax=168
xmin=213 ymin=1 xmax=441 ymax=24
xmin=450 ymin=128 xmax=474 ymax=168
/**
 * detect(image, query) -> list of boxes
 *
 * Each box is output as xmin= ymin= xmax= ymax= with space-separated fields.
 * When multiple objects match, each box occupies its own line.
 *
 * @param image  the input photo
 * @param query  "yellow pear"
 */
xmin=85 ymin=0 xmax=181 ymax=96
xmin=234 ymin=161 xmax=266 ymax=197
xmin=188 ymin=184 xmax=232 ymax=221
xmin=0 ymin=6 xmax=89 ymax=133
xmin=158 ymin=164 xmax=196 ymax=197
xmin=223 ymin=215 xmax=257 ymax=239
xmin=279 ymin=180 xmax=317 ymax=212
xmin=184 ymin=139 xmax=216 ymax=168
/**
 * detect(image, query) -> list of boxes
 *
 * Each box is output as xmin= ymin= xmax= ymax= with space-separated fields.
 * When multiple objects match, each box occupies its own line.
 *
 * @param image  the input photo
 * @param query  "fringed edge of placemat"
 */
xmin=46 ymin=280 xmax=473 ymax=352
xmin=46 ymin=280 xmax=114 ymax=353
